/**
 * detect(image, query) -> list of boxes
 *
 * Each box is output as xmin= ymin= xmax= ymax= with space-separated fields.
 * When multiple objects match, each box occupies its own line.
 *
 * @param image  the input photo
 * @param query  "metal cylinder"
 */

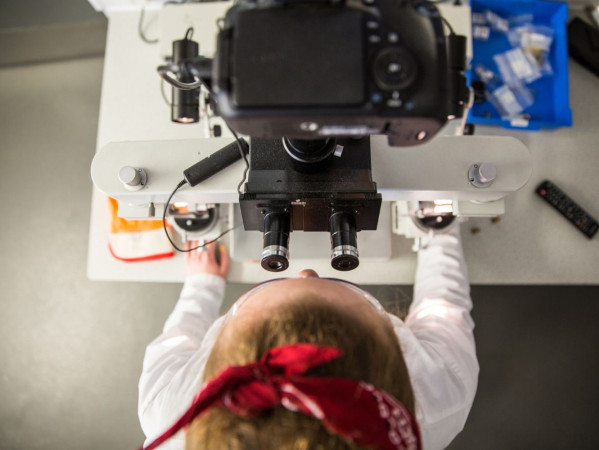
xmin=329 ymin=211 xmax=359 ymax=271
xmin=261 ymin=212 xmax=290 ymax=272
xmin=282 ymin=138 xmax=336 ymax=173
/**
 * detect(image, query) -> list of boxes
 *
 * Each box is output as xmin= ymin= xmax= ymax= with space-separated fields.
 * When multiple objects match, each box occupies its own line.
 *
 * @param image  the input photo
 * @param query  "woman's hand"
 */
xmin=186 ymin=240 xmax=230 ymax=279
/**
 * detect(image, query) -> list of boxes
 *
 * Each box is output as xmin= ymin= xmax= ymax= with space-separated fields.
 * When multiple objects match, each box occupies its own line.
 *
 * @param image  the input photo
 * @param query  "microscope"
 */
xmin=158 ymin=0 xmax=469 ymax=272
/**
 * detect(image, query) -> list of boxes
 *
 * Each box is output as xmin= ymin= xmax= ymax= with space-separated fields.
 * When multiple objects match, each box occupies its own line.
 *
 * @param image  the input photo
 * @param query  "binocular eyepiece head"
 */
xmin=260 ymin=209 xmax=359 ymax=272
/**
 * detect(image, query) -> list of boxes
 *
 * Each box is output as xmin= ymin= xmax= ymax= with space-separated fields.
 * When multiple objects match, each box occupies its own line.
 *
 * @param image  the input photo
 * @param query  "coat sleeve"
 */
xmin=395 ymin=226 xmax=479 ymax=450
xmin=138 ymin=273 xmax=226 ymax=443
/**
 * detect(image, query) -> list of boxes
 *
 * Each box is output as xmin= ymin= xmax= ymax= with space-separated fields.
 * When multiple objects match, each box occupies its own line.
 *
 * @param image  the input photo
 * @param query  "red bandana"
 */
xmin=141 ymin=343 xmax=421 ymax=450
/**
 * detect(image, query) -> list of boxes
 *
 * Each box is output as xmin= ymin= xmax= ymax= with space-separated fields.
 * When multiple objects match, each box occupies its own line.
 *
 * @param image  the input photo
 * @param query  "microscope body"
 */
xmin=89 ymin=0 xmax=532 ymax=279
xmin=240 ymin=138 xmax=382 ymax=271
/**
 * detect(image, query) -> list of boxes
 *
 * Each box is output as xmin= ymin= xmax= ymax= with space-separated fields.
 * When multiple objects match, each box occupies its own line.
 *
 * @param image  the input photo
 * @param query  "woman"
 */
xmin=138 ymin=227 xmax=478 ymax=450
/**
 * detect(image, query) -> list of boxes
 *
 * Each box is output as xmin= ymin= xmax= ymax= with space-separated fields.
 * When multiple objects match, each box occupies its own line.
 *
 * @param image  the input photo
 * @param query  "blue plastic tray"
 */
xmin=468 ymin=0 xmax=572 ymax=130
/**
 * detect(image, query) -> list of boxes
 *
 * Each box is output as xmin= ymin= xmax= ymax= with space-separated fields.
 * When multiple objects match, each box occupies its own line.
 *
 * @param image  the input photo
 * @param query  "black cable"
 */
xmin=440 ymin=15 xmax=456 ymax=36
xmin=226 ymin=126 xmax=250 ymax=195
xmin=138 ymin=0 xmax=189 ymax=45
xmin=409 ymin=1 xmax=457 ymax=36
xmin=138 ymin=7 xmax=159 ymax=44
xmin=158 ymin=65 xmax=205 ymax=90
xmin=162 ymin=179 xmax=238 ymax=252
xmin=160 ymin=79 xmax=172 ymax=107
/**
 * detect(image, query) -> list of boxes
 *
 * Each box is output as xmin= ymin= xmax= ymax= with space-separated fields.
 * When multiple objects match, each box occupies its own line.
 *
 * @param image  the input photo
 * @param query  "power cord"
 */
xmin=138 ymin=0 xmax=189 ymax=45
xmin=162 ymin=179 xmax=239 ymax=252
xmin=138 ymin=6 xmax=159 ymax=44
xmin=440 ymin=16 xmax=456 ymax=36
xmin=227 ymin=127 xmax=250 ymax=195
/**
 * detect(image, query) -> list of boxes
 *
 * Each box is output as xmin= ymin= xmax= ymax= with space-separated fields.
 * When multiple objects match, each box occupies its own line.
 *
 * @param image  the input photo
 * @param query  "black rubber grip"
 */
xmin=183 ymin=138 xmax=249 ymax=186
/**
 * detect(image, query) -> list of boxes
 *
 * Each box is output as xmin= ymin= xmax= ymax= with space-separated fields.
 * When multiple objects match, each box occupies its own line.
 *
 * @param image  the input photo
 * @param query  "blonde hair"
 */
xmin=186 ymin=292 xmax=414 ymax=450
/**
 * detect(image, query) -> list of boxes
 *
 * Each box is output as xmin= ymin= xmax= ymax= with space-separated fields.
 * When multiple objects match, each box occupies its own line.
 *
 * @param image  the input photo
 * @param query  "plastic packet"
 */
xmin=472 ymin=12 xmax=488 ymax=25
xmin=474 ymin=65 xmax=534 ymax=118
xmin=488 ymin=84 xmax=534 ymax=118
xmin=472 ymin=11 xmax=490 ymax=40
xmin=494 ymin=47 xmax=543 ymax=84
xmin=472 ymin=10 xmax=509 ymax=40
xmin=486 ymin=10 xmax=509 ymax=33
xmin=508 ymin=24 xmax=554 ymax=75
xmin=474 ymin=65 xmax=499 ymax=87
xmin=473 ymin=25 xmax=491 ymax=41
xmin=508 ymin=24 xmax=554 ymax=51
xmin=509 ymin=14 xmax=535 ymax=30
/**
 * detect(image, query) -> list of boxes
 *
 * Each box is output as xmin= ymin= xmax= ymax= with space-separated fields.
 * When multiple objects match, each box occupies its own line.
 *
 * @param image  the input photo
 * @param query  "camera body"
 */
xmin=213 ymin=0 xmax=460 ymax=146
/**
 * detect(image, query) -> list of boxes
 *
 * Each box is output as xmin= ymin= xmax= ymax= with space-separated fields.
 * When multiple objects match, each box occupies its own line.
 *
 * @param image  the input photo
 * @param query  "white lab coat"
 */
xmin=138 ymin=228 xmax=479 ymax=450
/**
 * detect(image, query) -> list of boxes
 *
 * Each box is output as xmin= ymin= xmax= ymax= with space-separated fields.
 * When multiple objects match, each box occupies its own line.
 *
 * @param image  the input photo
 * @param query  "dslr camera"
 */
xmin=212 ymin=0 xmax=467 ymax=146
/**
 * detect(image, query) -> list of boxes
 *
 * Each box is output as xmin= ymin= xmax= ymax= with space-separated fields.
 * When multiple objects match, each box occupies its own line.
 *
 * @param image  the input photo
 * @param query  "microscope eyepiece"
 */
xmin=261 ymin=211 xmax=290 ymax=272
xmin=330 ymin=211 xmax=359 ymax=271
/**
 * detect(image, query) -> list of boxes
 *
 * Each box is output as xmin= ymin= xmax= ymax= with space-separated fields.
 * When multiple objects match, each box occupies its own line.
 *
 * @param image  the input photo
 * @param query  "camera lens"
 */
xmin=282 ymin=138 xmax=337 ymax=173
xmin=373 ymin=47 xmax=418 ymax=91
xmin=330 ymin=211 xmax=359 ymax=271
xmin=261 ymin=211 xmax=290 ymax=272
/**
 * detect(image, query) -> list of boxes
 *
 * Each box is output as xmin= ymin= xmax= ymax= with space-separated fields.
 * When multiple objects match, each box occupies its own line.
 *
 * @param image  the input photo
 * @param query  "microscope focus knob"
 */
xmin=469 ymin=162 xmax=497 ymax=188
xmin=119 ymin=166 xmax=147 ymax=191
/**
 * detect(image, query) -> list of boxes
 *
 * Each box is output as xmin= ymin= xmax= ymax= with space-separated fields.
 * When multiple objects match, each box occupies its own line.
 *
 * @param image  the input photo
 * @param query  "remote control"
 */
xmin=536 ymin=180 xmax=598 ymax=239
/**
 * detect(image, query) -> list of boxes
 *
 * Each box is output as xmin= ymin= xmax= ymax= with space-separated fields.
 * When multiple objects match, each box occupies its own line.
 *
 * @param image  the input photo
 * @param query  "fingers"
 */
xmin=186 ymin=240 xmax=210 ymax=265
xmin=185 ymin=240 xmax=198 ymax=264
xmin=185 ymin=240 xmax=224 ymax=262
xmin=184 ymin=240 xmax=229 ymax=279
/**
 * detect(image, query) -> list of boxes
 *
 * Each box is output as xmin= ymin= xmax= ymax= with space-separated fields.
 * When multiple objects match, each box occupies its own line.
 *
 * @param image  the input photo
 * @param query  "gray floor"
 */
xmin=1 ymin=8 xmax=599 ymax=450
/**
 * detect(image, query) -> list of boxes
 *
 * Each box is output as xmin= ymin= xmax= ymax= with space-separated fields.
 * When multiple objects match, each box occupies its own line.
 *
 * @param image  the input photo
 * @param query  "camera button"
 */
xmin=369 ymin=35 xmax=382 ymax=44
xmin=388 ymin=32 xmax=399 ymax=43
xmin=386 ymin=62 xmax=402 ymax=75
xmin=371 ymin=92 xmax=383 ymax=103
xmin=373 ymin=47 xmax=418 ymax=91
xmin=366 ymin=21 xmax=379 ymax=30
